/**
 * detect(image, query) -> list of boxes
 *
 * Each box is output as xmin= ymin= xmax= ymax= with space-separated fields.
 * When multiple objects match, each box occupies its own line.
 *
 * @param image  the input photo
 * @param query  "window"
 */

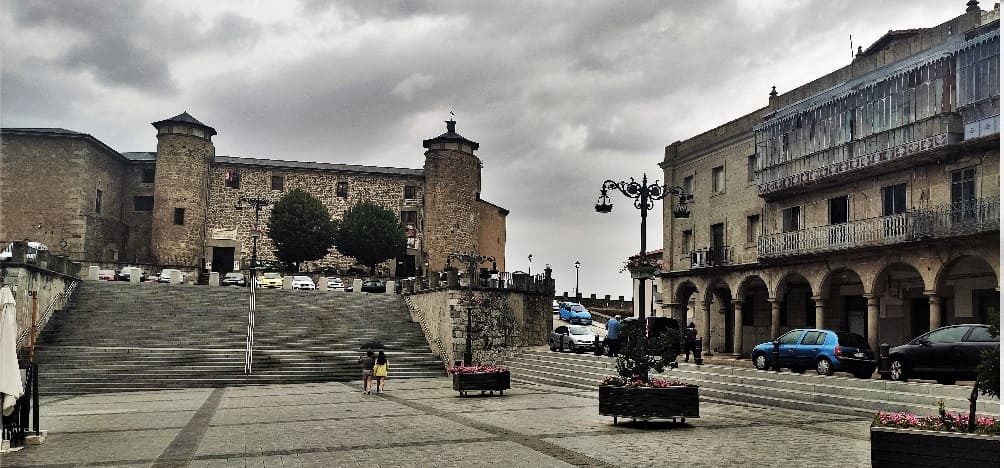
xmin=711 ymin=166 xmax=724 ymax=193
xmin=881 ymin=184 xmax=907 ymax=216
xmin=401 ymin=210 xmax=417 ymax=224
xmin=777 ymin=329 xmax=803 ymax=345
xmin=965 ymin=326 xmax=996 ymax=342
xmin=134 ymin=196 xmax=154 ymax=212
xmin=271 ymin=175 xmax=284 ymax=191
xmin=95 ymin=189 xmax=103 ymax=214
xmin=782 ymin=206 xmax=800 ymax=232
xmin=801 ymin=331 xmax=825 ymax=345
xmin=922 ymin=326 xmax=968 ymax=344
xmin=950 ymin=167 xmax=976 ymax=213
xmin=336 ymin=182 xmax=348 ymax=198
xmin=746 ymin=215 xmax=760 ymax=244
xmin=828 ymin=196 xmax=849 ymax=224
xmin=404 ymin=185 xmax=417 ymax=200
xmin=141 ymin=168 xmax=155 ymax=183
xmin=174 ymin=208 xmax=185 ymax=225
xmin=681 ymin=230 xmax=692 ymax=254
xmin=682 ymin=176 xmax=693 ymax=196
xmin=747 ymin=155 xmax=757 ymax=183
xmin=225 ymin=169 xmax=241 ymax=189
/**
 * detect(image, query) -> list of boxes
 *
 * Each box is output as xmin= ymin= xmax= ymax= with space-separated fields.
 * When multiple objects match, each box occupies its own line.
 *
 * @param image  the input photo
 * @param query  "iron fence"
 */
xmin=690 ymin=246 xmax=733 ymax=268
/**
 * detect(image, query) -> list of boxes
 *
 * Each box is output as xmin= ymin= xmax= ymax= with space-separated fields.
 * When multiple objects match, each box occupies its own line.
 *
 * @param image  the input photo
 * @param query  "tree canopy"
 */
xmin=266 ymin=189 xmax=337 ymax=271
xmin=333 ymin=200 xmax=407 ymax=276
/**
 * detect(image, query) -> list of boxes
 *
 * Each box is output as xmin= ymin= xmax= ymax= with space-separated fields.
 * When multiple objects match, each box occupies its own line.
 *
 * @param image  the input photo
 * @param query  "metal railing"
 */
xmin=690 ymin=246 xmax=733 ymax=268
xmin=758 ymin=196 xmax=999 ymax=258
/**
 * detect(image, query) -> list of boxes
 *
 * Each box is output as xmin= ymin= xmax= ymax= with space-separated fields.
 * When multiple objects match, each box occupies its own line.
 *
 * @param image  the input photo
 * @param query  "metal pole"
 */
xmin=574 ymin=264 xmax=579 ymax=297
xmin=29 ymin=291 xmax=37 ymax=364
xmin=464 ymin=262 xmax=474 ymax=365
xmin=30 ymin=291 xmax=39 ymax=435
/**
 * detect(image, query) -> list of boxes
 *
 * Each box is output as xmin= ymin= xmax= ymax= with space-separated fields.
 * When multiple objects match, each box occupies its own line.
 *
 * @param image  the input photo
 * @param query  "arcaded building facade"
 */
xmin=659 ymin=4 xmax=999 ymax=357
xmin=0 ymin=115 xmax=507 ymax=278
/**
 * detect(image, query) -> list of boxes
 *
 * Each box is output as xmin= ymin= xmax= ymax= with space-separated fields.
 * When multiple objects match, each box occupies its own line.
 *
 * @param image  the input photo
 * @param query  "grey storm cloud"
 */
xmin=1 ymin=0 xmax=968 ymax=296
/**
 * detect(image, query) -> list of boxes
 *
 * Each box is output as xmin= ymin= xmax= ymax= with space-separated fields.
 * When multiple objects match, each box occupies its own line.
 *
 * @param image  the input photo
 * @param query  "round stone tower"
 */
xmin=149 ymin=111 xmax=217 ymax=267
xmin=422 ymin=119 xmax=482 ymax=272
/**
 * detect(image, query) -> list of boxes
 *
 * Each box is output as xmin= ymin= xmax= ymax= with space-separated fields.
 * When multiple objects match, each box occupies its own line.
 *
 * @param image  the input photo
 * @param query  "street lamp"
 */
xmin=594 ymin=173 xmax=691 ymax=319
xmin=235 ymin=195 xmax=273 ymax=375
xmin=528 ymin=253 xmax=533 ymax=275
xmin=447 ymin=252 xmax=498 ymax=366
xmin=574 ymin=260 xmax=581 ymax=297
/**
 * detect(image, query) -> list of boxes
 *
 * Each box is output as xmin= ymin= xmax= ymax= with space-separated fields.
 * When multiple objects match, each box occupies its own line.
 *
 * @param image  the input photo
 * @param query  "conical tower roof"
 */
xmin=422 ymin=120 xmax=478 ymax=151
xmin=151 ymin=111 xmax=217 ymax=136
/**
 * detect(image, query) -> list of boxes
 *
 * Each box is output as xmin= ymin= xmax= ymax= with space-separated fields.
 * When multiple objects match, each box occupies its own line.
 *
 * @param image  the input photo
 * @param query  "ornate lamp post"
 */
xmin=235 ymin=195 xmax=272 ymax=375
xmin=595 ymin=173 xmax=691 ymax=319
xmin=574 ymin=260 xmax=581 ymax=297
xmin=447 ymin=252 xmax=497 ymax=366
xmin=527 ymin=253 xmax=533 ymax=275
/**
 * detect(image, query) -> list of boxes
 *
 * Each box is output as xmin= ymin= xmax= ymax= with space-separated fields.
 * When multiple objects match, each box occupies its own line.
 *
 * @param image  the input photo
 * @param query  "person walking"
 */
xmin=357 ymin=350 xmax=376 ymax=394
xmin=605 ymin=315 xmax=621 ymax=357
xmin=373 ymin=351 xmax=389 ymax=394
xmin=684 ymin=322 xmax=698 ymax=362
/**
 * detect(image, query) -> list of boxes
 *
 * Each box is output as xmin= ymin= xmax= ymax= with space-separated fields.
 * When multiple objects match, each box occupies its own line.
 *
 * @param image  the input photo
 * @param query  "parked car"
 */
xmin=550 ymin=325 xmax=600 ymax=353
xmin=97 ymin=269 xmax=117 ymax=281
xmin=751 ymin=329 xmax=875 ymax=378
xmin=552 ymin=300 xmax=560 ymax=313
xmin=327 ymin=277 xmax=345 ymax=291
xmin=115 ymin=267 xmax=144 ymax=281
xmin=259 ymin=272 xmax=283 ymax=289
xmin=558 ymin=302 xmax=592 ymax=325
xmin=360 ymin=280 xmax=386 ymax=293
xmin=291 ymin=275 xmax=316 ymax=290
xmin=0 ymin=241 xmax=48 ymax=262
xmin=221 ymin=272 xmax=246 ymax=287
xmin=157 ymin=269 xmax=185 ymax=283
xmin=888 ymin=324 xmax=998 ymax=385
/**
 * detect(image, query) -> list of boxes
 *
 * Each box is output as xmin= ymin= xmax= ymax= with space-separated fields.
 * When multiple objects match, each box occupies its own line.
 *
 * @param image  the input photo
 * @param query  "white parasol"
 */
xmin=0 ymin=285 xmax=23 ymax=416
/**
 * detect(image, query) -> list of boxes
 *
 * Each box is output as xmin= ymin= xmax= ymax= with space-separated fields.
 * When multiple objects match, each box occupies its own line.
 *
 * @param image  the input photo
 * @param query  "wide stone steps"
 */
xmin=505 ymin=350 xmax=1000 ymax=418
xmin=32 ymin=281 xmax=445 ymax=394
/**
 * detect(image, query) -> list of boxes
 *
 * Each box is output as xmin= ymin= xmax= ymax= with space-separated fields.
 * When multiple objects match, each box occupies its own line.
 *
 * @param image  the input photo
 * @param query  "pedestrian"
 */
xmin=373 ymin=351 xmax=389 ymax=394
xmin=605 ymin=315 xmax=621 ymax=357
xmin=684 ymin=322 xmax=698 ymax=362
xmin=357 ymin=350 xmax=376 ymax=394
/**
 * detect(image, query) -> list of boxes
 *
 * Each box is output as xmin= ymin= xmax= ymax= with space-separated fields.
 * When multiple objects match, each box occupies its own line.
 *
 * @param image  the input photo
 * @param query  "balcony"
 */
xmin=758 ymin=196 xmax=999 ymax=259
xmin=691 ymin=246 xmax=733 ymax=268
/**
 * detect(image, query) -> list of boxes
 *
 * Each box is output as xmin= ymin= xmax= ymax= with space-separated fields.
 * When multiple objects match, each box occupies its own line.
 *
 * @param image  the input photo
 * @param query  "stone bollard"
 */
xmin=282 ymin=276 xmax=293 ymax=290
xmin=352 ymin=278 xmax=363 ymax=293
xmin=209 ymin=272 xmax=220 ymax=287
xmin=385 ymin=280 xmax=396 ymax=294
xmin=87 ymin=266 xmax=100 ymax=281
xmin=169 ymin=270 xmax=182 ymax=284
xmin=694 ymin=337 xmax=704 ymax=365
xmin=317 ymin=277 xmax=328 ymax=292
xmin=878 ymin=343 xmax=891 ymax=380
xmin=447 ymin=270 xmax=459 ymax=288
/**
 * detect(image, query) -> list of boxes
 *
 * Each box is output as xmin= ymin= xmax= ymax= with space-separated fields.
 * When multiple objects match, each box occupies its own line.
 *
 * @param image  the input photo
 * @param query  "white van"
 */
xmin=0 ymin=241 xmax=49 ymax=261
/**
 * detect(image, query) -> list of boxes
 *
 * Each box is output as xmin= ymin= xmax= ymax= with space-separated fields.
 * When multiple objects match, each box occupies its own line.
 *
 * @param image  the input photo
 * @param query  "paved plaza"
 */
xmin=2 ymin=378 xmax=873 ymax=467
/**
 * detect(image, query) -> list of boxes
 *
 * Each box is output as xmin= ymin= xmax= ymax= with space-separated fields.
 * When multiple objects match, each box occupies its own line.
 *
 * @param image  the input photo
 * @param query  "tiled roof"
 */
xmin=121 ymin=152 xmax=157 ymax=161
xmin=1 ymin=128 xmax=83 ymax=135
xmin=214 ymin=156 xmax=423 ymax=177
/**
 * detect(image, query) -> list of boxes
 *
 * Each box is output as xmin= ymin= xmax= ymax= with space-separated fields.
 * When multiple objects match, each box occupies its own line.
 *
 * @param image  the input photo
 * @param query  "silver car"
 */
xmin=549 ymin=325 xmax=600 ymax=353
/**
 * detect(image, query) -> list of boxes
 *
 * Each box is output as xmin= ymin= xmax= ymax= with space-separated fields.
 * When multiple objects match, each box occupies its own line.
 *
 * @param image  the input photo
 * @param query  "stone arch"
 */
xmin=869 ymin=261 xmax=927 ymax=347
xmin=674 ymin=280 xmax=700 ymax=305
xmin=773 ymin=271 xmax=814 ymax=300
xmin=933 ymin=254 xmax=999 ymax=328
xmin=735 ymin=274 xmax=772 ymax=347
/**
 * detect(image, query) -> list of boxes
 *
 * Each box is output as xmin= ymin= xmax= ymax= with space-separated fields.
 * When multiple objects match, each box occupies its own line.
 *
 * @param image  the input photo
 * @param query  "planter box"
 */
xmin=598 ymin=385 xmax=700 ymax=424
xmin=452 ymin=371 xmax=511 ymax=396
xmin=871 ymin=426 xmax=1000 ymax=468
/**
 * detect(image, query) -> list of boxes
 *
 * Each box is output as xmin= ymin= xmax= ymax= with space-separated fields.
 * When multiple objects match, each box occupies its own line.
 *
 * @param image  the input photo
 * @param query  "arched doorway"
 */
xmin=775 ymin=272 xmax=814 ymax=334
xmin=820 ymin=268 xmax=867 ymax=336
xmin=737 ymin=275 xmax=771 ymax=348
xmin=872 ymin=262 xmax=927 ymax=347
xmin=935 ymin=255 xmax=999 ymax=330
xmin=704 ymin=279 xmax=734 ymax=354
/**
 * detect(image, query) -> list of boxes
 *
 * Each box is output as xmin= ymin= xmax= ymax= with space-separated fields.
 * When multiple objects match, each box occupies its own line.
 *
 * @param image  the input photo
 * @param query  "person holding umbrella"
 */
xmin=357 ymin=350 xmax=376 ymax=394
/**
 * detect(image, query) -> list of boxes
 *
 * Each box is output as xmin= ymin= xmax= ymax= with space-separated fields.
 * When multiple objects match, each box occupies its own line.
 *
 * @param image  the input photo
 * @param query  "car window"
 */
xmin=836 ymin=332 xmax=869 ymax=348
xmin=571 ymin=305 xmax=586 ymax=312
xmin=964 ymin=326 xmax=997 ymax=342
xmin=568 ymin=326 xmax=591 ymax=335
xmin=777 ymin=330 xmax=803 ymax=345
xmin=264 ymin=273 xmax=280 ymax=279
xmin=800 ymin=331 xmax=823 ymax=345
xmin=925 ymin=326 xmax=969 ymax=344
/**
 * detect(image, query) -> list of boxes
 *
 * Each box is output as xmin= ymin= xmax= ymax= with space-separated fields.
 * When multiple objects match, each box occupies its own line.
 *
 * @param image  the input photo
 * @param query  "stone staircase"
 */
xmin=32 ymin=281 xmax=444 ymax=394
xmin=505 ymin=350 xmax=1000 ymax=418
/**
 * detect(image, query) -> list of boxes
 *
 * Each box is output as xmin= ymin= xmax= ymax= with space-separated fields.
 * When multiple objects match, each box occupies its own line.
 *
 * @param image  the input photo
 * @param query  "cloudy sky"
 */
xmin=1 ymin=0 xmax=970 ymax=297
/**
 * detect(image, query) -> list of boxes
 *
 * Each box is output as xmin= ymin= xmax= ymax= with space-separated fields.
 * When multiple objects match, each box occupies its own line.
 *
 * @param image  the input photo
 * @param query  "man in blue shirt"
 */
xmin=605 ymin=315 xmax=621 ymax=357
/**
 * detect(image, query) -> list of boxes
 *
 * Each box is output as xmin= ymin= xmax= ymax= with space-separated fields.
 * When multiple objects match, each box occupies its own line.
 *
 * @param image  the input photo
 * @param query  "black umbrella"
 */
xmin=359 ymin=341 xmax=386 ymax=350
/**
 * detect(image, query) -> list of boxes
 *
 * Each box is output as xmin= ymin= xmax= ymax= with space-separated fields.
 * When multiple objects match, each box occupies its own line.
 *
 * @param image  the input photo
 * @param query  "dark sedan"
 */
xmin=360 ymin=280 xmax=386 ymax=293
xmin=888 ymin=324 xmax=998 ymax=385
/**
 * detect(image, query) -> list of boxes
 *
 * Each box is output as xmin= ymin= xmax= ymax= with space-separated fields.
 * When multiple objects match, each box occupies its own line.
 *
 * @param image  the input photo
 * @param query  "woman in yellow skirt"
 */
xmin=373 ymin=351 xmax=389 ymax=393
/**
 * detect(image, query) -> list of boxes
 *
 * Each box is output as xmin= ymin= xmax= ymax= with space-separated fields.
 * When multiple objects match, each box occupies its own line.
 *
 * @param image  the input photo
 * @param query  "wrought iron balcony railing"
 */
xmin=758 ymin=196 xmax=999 ymax=258
xmin=691 ymin=246 xmax=733 ymax=268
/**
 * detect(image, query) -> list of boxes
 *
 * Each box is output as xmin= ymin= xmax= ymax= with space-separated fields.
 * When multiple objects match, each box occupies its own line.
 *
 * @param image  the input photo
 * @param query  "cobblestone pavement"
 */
xmin=1 ymin=377 xmax=872 ymax=467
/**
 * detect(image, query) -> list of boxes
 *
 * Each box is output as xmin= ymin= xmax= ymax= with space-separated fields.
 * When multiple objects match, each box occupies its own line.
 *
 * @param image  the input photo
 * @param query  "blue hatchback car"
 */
xmin=558 ymin=302 xmax=592 ymax=325
xmin=750 ymin=329 xmax=875 ymax=378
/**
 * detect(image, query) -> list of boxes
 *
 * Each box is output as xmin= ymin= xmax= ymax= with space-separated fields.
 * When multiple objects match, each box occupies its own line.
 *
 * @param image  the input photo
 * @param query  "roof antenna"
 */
xmin=849 ymin=34 xmax=854 ymax=60
xmin=449 ymin=110 xmax=455 ymax=122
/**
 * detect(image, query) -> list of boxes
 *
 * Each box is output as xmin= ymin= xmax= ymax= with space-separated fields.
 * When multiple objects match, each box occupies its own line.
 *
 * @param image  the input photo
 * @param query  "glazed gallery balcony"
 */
xmin=757 ymin=196 xmax=999 ymax=259
xmin=690 ymin=246 xmax=733 ymax=269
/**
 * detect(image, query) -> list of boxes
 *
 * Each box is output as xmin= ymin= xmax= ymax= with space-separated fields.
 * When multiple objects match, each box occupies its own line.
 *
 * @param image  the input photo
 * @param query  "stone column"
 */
xmin=925 ymin=290 xmax=942 ymax=331
xmin=865 ymin=294 xmax=880 ymax=357
xmin=732 ymin=299 xmax=744 ymax=357
xmin=701 ymin=301 xmax=712 ymax=353
xmin=769 ymin=298 xmax=781 ymax=339
xmin=811 ymin=295 xmax=825 ymax=329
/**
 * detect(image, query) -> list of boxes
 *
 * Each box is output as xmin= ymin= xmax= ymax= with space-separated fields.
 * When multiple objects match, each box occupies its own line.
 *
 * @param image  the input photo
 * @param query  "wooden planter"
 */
xmin=598 ymin=385 xmax=700 ymax=424
xmin=452 ymin=371 xmax=511 ymax=397
xmin=870 ymin=426 xmax=1000 ymax=468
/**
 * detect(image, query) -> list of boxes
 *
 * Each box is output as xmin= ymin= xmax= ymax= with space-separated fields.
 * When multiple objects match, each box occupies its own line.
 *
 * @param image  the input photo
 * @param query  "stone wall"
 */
xmin=121 ymin=161 xmax=156 ymax=263
xmin=475 ymin=200 xmax=507 ymax=272
xmin=151 ymin=132 xmax=213 ymax=266
xmin=0 ymin=262 xmax=78 ymax=352
xmin=422 ymin=148 xmax=480 ymax=273
xmin=405 ymin=283 xmax=553 ymax=367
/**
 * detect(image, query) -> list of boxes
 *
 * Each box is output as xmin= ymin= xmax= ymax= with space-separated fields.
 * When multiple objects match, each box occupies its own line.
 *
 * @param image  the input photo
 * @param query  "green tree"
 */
xmin=968 ymin=312 xmax=999 ymax=432
xmin=333 ymin=200 xmax=406 ymax=276
xmin=266 ymin=189 xmax=337 ymax=271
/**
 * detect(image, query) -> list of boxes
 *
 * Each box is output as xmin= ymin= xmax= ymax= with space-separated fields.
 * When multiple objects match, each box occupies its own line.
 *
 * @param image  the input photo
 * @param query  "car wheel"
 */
xmin=753 ymin=353 xmax=769 ymax=370
xmin=549 ymin=341 xmax=558 ymax=352
xmin=889 ymin=358 xmax=909 ymax=382
xmin=936 ymin=378 xmax=957 ymax=385
xmin=574 ymin=346 xmax=584 ymax=354
xmin=815 ymin=357 xmax=834 ymax=376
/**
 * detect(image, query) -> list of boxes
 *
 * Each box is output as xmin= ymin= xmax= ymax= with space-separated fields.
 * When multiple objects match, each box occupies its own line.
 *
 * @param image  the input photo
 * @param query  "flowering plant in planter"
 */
xmin=872 ymin=401 xmax=1000 ymax=436
xmin=447 ymin=365 xmax=508 ymax=374
xmin=600 ymin=376 xmax=692 ymax=388
xmin=619 ymin=256 xmax=664 ymax=273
